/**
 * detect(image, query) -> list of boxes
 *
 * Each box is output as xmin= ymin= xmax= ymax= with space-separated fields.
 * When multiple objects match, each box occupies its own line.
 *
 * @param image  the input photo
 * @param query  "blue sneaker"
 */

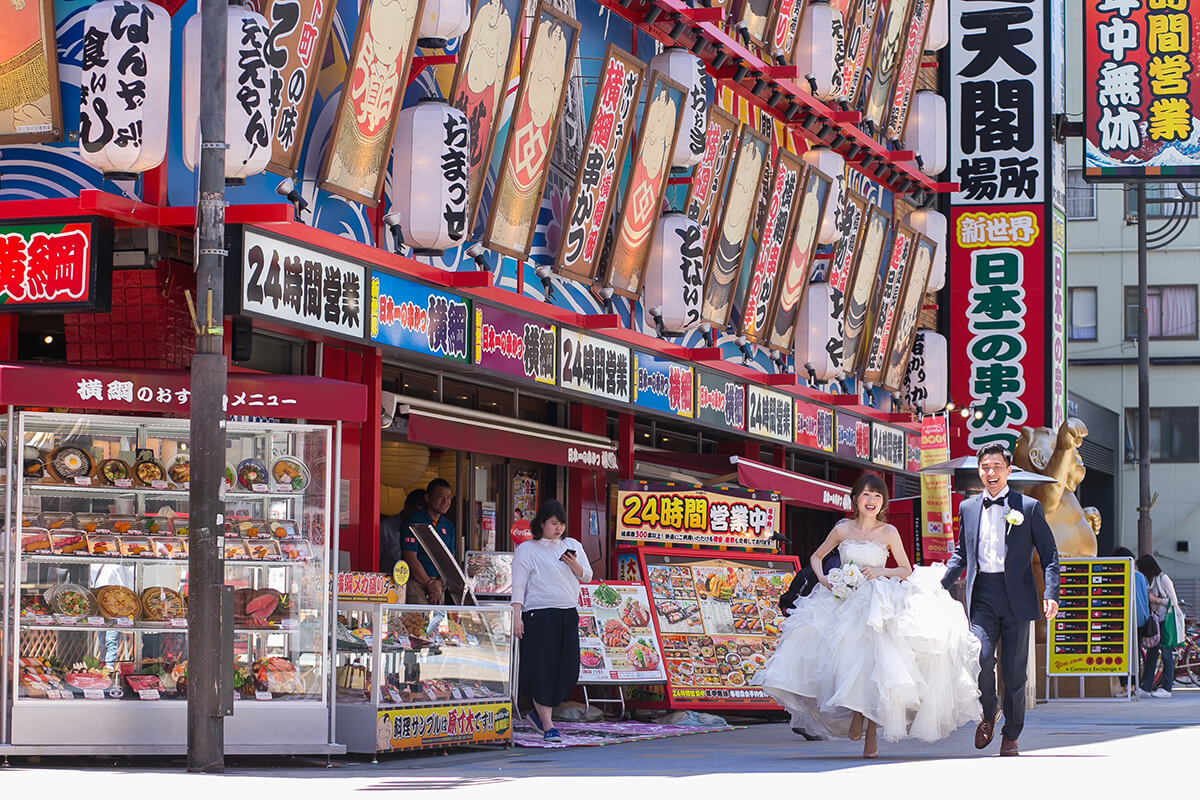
xmin=526 ymin=711 xmax=545 ymax=733
xmin=543 ymin=727 xmax=563 ymax=743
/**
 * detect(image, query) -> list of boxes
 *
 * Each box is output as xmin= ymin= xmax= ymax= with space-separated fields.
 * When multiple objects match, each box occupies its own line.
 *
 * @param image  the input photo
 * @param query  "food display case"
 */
xmin=3 ymin=411 xmax=337 ymax=754
xmin=335 ymin=603 xmax=514 ymax=754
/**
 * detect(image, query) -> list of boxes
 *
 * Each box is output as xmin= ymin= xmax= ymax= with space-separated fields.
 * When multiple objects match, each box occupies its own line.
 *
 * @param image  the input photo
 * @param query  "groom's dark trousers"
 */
xmin=972 ymin=572 xmax=1028 ymax=740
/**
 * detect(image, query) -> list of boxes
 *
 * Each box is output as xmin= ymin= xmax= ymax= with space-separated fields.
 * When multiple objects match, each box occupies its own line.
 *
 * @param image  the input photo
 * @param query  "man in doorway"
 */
xmin=402 ymin=478 xmax=458 ymax=604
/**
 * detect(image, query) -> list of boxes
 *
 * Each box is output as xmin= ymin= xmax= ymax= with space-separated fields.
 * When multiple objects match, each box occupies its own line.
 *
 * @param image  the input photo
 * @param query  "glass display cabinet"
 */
xmin=3 ymin=411 xmax=336 ymax=753
xmin=335 ymin=603 xmax=514 ymax=755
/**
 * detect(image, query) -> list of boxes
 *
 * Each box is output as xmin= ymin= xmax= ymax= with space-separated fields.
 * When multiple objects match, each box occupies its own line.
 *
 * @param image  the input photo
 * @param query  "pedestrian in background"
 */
xmin=379 ymin=489 xmax=425 ymax=577
xmin=1112 ymin=547 xmax=1150 ymax=697
xmin=511 ymin=499 xmax=591 ymax=743
xmin=1139 ymin=554 xmax=1183 ymax=697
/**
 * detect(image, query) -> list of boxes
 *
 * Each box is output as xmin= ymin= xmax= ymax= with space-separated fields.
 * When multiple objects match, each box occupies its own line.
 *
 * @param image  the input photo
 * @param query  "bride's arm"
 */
xmin=811 ymin=522 xmax=847 ymax=587
xmin=866 ymin=526 xmax=914 ymax=580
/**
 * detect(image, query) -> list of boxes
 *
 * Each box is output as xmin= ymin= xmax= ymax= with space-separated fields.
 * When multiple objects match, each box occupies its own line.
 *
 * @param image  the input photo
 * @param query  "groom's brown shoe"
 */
xmin=999 ymin=737 xmax=1019 ymax=756
xmin=974 ymin=716 xmax=995 ymax=749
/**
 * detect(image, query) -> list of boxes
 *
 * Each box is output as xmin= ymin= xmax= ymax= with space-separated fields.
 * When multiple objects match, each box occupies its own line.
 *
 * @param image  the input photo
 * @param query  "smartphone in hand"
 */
xmin=560 ymin=548 xmax=576 ymax=561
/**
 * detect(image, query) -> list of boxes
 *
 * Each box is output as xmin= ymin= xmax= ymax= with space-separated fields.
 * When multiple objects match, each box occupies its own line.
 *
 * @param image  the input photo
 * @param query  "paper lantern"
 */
xmin=417 ymin=0 xmax=471 ymax=49
xmin=901 ymin=331 xmax=947 ymax=414
xmin=643 ymin=212 xmax=704 ymax=333
xmin=647 ymin=47 xmax=708 ymax=168
xmin=794 ymin=1 xmax=839 ymax=101
xmin=801 ymin=146 xmax=844 ymax=244
xmin=182 ymin=6 xmax=274 ymax=181
xmin=904 ymin=91 xmax=947 ymax=176
xmin=78 ymin=0 xmax=171 ymax=179
xmin=794 ymin=283 xmax=843 ymax=381
xmin=380 ymin=440 xmax=430 ymax=488
xmin=926 ymin=0 xmax=949 ymax=51
xmin=907 ymin=208 xmax=947 ymax=292
xmin=392 ymin=98 xmax=471 ymax=254
xmin=436 ymin=450 xmax=458 ymax=495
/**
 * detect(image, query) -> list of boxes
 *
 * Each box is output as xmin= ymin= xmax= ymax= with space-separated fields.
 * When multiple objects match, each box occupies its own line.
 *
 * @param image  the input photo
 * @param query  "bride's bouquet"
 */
xmin=827 ymin=563 xmax=865 ymax=600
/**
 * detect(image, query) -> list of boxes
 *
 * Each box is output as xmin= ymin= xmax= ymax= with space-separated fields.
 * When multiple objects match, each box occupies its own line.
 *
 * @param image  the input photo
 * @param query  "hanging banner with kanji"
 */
xmin=616 ymin=481 xmax=782 ymax=549
xmin=1084 ymin=0 xmax=1200 ymax=179
xmin=0 ymin=219 xmax=112 ymax=312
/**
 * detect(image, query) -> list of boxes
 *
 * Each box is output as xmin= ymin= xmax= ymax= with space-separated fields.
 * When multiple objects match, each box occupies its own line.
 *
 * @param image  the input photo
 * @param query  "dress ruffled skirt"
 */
xmin=754 ymin=565 xmax=981 ymax=742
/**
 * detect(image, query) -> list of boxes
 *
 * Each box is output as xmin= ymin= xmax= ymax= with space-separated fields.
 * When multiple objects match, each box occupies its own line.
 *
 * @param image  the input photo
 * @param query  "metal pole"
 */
xmin=187 ymin=0 xmax=229 ymax=773
xmin=1137 ymin=183 xmax=1152 ymax=558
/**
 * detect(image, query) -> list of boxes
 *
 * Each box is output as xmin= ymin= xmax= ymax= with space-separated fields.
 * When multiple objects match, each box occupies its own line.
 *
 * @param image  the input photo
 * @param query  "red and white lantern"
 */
xmin=648 ymin=47 xmax=708 ymax=169
xmin=907 ymin=208 xmax=947 ymax=292
xmin=794 ymin=283 xmax=843 ymax=381
xmin=391 ymin=98 xmax=471 ymax=255
xmin=901 ymin=331 xmax=947 ymax=414
xmin=801 ymin=146 xmax=844 ymax=244
xmin=643 ymin=212 xmax=704 ymax=332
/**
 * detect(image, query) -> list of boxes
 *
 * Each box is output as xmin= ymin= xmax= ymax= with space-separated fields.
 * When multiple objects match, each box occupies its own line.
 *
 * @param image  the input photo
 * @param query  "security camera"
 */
xmin=383 ymin=212 xmax=404 ymax=254
xmin=275 ymin=177 xmax=308 ymax=222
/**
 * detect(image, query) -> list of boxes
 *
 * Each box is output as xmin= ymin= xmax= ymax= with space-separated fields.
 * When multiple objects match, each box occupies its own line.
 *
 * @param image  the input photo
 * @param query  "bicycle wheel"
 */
xmin=1179 ymin=641 xmax=1200 ymax=686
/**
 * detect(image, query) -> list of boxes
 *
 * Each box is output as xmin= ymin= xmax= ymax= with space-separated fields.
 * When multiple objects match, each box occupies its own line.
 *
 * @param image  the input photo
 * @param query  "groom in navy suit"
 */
xmin=942 ymin=443 xmax=1060 ymax=757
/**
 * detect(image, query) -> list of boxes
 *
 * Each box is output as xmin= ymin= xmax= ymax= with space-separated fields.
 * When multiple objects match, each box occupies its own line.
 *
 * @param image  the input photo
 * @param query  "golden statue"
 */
xmin=1012 ymin=418 xmax=1098 ymax=558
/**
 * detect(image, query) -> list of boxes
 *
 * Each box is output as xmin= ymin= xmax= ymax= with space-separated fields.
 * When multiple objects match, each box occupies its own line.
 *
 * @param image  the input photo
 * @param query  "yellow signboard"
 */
xmin=616 ymin=481 xmax=782 ymax=549
xmin=1047 ymin=558 xmax=1133 ymax=675
xmin=376 ymin=701 xmax=512 ymax=752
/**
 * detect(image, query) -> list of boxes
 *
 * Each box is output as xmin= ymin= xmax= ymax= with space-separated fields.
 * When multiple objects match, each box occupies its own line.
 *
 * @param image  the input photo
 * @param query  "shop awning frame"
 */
xmin=729 ymin=456 xmax=853 ymax=513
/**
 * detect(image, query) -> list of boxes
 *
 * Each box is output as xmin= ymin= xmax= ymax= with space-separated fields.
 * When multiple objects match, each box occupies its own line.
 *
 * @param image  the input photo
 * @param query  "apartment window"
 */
xmin=1069 ymin=287 xmax=1097 ymax=340
xmin=1124 ymin=182 xmax=1200 ymax=219
xmin=1125 ymin=407 xmax=1200 ymax=462
xmin=1123 ymin=285 xmax=1197 ymax=340
xmin=1066 ymin=169 xmax=1096 ymax=219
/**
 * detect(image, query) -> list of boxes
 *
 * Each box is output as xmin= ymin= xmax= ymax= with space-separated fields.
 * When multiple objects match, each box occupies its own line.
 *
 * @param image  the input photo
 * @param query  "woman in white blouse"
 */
xmin=511 ymin=499 xmax=591 ymax=742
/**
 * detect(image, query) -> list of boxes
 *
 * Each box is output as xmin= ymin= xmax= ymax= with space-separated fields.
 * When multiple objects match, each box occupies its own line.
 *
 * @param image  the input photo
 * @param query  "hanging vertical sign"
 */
xmin=949 ymin=0 xmax=1053 ymax=456
xmin=885 ymin=0 xmax=933 ymax=140
xmin=319 ymin=0 xmax=422 ymax=206
xmin=767 ymin=0 xmax=805 ymax=63
xmin=556 ymin=45 xmax=644 ymax=283
xmin=604 ymin=72 xmax=687 ymax=297
xmin=843 ymin=0 xmax=884 ymax=107
xmin=695 ymin=371 xmax=747 ymax=431
xmin=880 ymin=233 xmax=936 ymax=391
xmin=484 ymin=3 xmax=580 ymax=259
xmin=262 ymin=0 xmax=337 ymax=176
xmin=737 ymin=0 xmax=774 ymax=49
xmin=821 ymin=189 xmax=868 ymax=375
xmin=1083 ymin=0 xmax=1200 ymax=178
xmin=448 ymin=0 xmax=523 ymax=234
xmin=840 ymin=204 xmax=891 ymax=374
xmin=863 ymin=0 xmax=915 ymax=126
xmin=767 ymin=168 xmax=833 ymax=352
xmin=920 ymin=414 xmax=954 ymax=561
xmin=633 ymin=353 xmax=695 ymax=418
xmin=738 ymin=149 xmax=805 ymax=344
xmin=684 ymin=108 xmax=740 ymax=258
xmin=700 ymin=127 xmax=771 ymax=328
xmin=861 ymin=223 xmax=915 ymax=382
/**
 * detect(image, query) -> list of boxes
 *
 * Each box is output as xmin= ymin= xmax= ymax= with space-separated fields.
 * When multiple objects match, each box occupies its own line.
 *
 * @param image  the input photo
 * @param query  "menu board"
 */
xmin=1047 ymin=558 xmax=1133 ymax=676
xmin=577 ymin=582 xmax=667 ymax=685
xmin=465 ymin=551 xmax=513 ymax=595
xmin=639 ymin=549 xmax=799 ymax=709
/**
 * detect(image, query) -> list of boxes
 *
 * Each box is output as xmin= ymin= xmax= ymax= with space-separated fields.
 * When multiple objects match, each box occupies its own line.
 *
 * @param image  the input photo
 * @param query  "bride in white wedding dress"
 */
xmin=755 ymin=473 xmax=981 ymax=758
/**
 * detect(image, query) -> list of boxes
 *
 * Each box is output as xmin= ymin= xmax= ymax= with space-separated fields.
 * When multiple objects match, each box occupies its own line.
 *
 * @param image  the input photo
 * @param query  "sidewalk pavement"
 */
xmin=1 ymin=689 xmax=1196 ymax=797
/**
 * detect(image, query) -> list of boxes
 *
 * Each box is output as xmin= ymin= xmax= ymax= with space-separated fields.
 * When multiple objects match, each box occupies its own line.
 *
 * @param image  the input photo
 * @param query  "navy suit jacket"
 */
xmin=941 ymin=490 xmax=1060 ymax=621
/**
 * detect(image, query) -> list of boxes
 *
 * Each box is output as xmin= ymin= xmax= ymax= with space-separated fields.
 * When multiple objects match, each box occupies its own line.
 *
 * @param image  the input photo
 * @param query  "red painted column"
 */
xmin=570 ymin=403 xmax=609 ymax=579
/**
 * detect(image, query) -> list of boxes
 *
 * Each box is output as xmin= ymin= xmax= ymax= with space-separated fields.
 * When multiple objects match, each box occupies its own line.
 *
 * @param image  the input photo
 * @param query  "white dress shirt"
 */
xmin=977 ymin=488 xmax=1010 ymax=573
xmin=511 ymin=537 xmax=592 ymax=610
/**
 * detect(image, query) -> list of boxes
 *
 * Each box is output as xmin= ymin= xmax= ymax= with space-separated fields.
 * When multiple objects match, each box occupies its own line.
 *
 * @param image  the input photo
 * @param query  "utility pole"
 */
xmin=187 ymin=0 xmax=228 ymax=773
xmin=1136 ymin=183 xmax=1152 ymax=558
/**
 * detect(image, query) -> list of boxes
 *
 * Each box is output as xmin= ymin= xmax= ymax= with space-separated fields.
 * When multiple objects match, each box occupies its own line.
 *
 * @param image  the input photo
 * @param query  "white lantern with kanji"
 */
xmin=648 ymin=47 xmax=708 ymax=168
xmin=182 ymin=6 xmax=275 ymax=182
xmin=643 ymin=212 xmax=704 ymax=332
xmin=901 ymin=331 xmax=947 ymax=414
xmin=78 ymin=0 xmax=171 ymax=180
xmin=926 ymin=0 xmax=949 ymax=51
xmin=794 ymin=1 xmax=839 ymax=101
xmin=907 ymin=207 xmax=947 ymax=292
xmin=904 ymin=91 xmax=947 ymax=176
xmin=391 ymin=98 xmax=471 ymax=255
xmin=417 ymin=0 xmax=472 ymax=49
xmin=794 ymin=282 xmax=843 ymax=381
xmin=801 ymin=146 xmax=844 ymax=244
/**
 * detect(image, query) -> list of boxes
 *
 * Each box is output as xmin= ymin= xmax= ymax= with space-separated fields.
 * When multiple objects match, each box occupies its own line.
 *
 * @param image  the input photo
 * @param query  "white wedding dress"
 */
xmin=755 ymin=540 xmax=982 ymax=742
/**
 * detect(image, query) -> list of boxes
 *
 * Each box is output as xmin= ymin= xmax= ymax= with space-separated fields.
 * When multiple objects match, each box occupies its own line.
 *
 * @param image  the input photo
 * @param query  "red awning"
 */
xmin=731 ymin=456 xmax=852 ymax=513
xmin=403 ymin=405 xmax=617 ymax=472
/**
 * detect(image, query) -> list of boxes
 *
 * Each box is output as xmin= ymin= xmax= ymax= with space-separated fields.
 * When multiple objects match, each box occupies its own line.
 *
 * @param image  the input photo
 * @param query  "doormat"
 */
xmin=512 ymin=719 xmax=740 ymax=748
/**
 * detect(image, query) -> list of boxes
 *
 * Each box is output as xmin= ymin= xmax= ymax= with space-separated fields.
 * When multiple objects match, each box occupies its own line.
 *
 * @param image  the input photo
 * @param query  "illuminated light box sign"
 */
xmin=0 ymin=218 xmax=112 ymax=312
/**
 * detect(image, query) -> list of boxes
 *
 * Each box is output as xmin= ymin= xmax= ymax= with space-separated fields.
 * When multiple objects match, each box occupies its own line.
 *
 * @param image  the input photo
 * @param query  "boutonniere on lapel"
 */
xmin=1004 ymin=509 xmax=1025 ymax=527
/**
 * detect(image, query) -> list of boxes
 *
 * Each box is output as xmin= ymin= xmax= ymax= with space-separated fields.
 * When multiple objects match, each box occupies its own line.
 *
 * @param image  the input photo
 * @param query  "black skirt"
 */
xmin=519 ymin=607 xmax=580 ymax=708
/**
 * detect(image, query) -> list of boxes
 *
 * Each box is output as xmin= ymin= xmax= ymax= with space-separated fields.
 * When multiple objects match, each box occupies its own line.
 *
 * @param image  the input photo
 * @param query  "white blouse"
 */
xmin=511 ymin=537 xmax=592 ymax=611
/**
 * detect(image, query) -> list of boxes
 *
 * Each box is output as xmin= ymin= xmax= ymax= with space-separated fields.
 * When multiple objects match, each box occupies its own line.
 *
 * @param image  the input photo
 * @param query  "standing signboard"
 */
xmin=1047 ymin=558 xmax=1134 ymax=685
xmin=577 ymin=582 xmax=667 ymax=684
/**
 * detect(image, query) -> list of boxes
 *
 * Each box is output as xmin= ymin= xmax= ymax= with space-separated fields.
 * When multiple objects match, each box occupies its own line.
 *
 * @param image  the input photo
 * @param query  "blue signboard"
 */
xmin=368 ymin=270 xmax=470 ymax=362
xmin=632 ymin=352 xmax=694 ymax=418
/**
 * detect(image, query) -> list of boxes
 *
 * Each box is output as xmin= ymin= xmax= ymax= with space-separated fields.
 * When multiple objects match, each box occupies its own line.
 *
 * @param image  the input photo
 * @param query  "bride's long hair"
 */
xmin=849 ymin=472 xmax=889 ymax=523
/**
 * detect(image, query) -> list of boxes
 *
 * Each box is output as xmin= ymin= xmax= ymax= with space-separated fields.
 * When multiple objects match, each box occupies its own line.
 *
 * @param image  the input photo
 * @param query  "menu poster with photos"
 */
xmin=465 ymin=550 xmax=513 ymax=595
xmin=638 ymin=548 xmax=799 ymax=709
xmin=616 ymin=481 xmax=781 ymax=549
xmin=577 ymin=582 xmax=666 ymax=684
xmin=512 ymin=470 xmax=538 ymax=523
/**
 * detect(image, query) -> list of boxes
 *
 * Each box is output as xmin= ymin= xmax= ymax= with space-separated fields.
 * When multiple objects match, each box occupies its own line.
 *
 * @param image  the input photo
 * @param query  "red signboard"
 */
xmin=0 ymin=219 xmax=111 ymax=312
xmin=1084 ymin=0 xmax=1200 ymax=179
xmin=0 ymin=362 xmax=368 ymax=421
xmin=795 ymin=399 xmax=835 ymax=453
xmin=947 ymin=206 xmax=1047 ymax=456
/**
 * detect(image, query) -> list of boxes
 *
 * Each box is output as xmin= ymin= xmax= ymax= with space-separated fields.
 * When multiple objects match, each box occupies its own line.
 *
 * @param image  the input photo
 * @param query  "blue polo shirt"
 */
xmin=401 ymin=509 xmax=456 ymax=579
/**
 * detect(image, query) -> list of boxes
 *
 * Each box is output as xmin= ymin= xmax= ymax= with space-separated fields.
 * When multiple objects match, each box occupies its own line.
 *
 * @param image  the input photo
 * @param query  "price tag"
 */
xmin=450 ymin=687 xmax=463 ymax=700
xmin=58 ymin=689 xmax=74 ymax=700
xmin=151 ymin=480 xmax=169 ymax=490
xmin=281 ymin=618 xmax=298 ymax=630
xmin=74 ymin=477 xmax=92 ymax=487
xmin=255 ymin=690 xmax=272 ymax=701
xmin=83 ymin=689 xmax=105 ymax=700
xmin=115 ymin=617 xmax=133 ymax=628
xmin=168 ymin=618 xmax=188 ymax=629
xmin=460 ymin=686 xmax=476 ymax=699
xmin=55 ymin=614 xmax=79 ymax=626
xmin=138 ymin=689 xmax=160 ymax=701
xmin=252 ymin=484 xmax=269 ymax=494
xmin=272 ymin=482 xmax=293 ymax=493
xmin=86 ymin=616 xmax=105 ymax=626
xmin=394 ymin=634 xmax=412 ymax=649
xmin=385 ymin=688 xmax=403 ymax=703
xmin=424 ymin=688 xmax=438 ymax=701
xmin=34 ymin=614 xmax=53 ymax=625
xmin=115 ymin=479 xmax=133 ymax=489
